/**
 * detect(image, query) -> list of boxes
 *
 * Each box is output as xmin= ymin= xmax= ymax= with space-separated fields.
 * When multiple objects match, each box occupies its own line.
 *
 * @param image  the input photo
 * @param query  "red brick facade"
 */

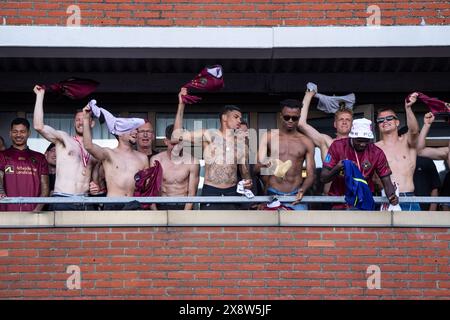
xmin=0 ymin=1 xmax=448 ymax=27
xmin=0 ymin=226 xmax=449 ymax=299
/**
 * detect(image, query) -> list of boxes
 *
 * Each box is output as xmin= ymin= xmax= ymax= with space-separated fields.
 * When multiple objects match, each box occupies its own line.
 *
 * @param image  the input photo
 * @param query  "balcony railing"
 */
xmin=0 ymin=195 xmax=449 ymax=205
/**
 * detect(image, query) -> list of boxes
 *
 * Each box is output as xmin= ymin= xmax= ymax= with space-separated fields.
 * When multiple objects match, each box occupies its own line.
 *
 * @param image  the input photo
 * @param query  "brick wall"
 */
xmin=0 ymin=226 xmax=449 ymax=299
xmin=0 ymin=1 xmax=448 ymax=27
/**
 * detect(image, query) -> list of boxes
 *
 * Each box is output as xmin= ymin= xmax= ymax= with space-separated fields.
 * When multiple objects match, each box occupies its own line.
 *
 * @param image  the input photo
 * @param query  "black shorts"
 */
xmin=103 ymin=200 xmax=141 ymax=211
xmin=200 ymin=184 xmax=239 ymax=210
xmin=48 ymin=194 xmax=96 ymax=211
xmin=157 ymin=203 xmax=186 ymax=210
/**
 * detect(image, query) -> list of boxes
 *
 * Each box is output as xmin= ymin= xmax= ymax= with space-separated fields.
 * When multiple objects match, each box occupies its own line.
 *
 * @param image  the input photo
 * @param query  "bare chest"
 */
xmin=381 ymin=144 xmax=411 ymax=164
xmin=107 ymin=152 xmax=144 ymax=174
xmin=59 ymin=143 xmax=94 ymax=166
xmin=161 ymin=161 xmax=190 ymax=183
xmin=204 ymin=137 xmax=237 ymax=163
xmin=271 ymin=135 xmax=306 ymax=160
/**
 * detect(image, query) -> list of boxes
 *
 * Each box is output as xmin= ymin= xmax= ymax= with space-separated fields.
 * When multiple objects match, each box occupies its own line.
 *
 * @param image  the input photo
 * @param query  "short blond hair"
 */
xmin=334 ymin=107 xmax=353 ymax=120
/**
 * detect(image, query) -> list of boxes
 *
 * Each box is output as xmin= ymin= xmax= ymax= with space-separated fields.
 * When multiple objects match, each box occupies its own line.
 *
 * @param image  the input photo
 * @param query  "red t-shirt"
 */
xmin=323 ymin=138 xmax=391 ymax=196
xmin=0 ymin=147 xmax=48 ymax=211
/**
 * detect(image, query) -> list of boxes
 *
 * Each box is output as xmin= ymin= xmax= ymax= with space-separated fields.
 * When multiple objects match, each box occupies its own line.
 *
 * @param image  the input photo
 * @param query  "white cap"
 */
xmin=349 ymin=118 xmax=374 ymax=139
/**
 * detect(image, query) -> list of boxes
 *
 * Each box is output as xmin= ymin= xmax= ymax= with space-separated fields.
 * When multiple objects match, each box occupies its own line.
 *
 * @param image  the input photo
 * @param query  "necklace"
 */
xmin=353 ymin=148 xmax=366 ymax=177
xmin=73 ymin=136 xmax=90 ymax=175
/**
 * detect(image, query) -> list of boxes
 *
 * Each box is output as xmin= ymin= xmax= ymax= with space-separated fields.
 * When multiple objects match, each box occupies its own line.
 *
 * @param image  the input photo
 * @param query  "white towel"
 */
xmin=88 ymin=99 xmax=145 ymax=135
xmin=236 ymin=180 xmax=255 ymax=198
xmin=380 ymin=185 xmax=402 ymax=211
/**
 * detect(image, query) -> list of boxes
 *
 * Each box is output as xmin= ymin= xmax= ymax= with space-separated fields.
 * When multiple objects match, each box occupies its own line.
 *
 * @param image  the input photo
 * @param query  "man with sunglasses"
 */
xmin=258 ymin=99 xmax=316 ymax=209
xmin=321 ymin=118 xmax=398 ymax=209
xmin=375 ymin=92 xmax=420 ymax=211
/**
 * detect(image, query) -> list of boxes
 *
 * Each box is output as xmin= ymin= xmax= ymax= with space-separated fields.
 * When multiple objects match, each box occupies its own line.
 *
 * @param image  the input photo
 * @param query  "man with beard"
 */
xmin=258 ymin=99 xmax=316 ymax=209
xmin=321 ymin=118 xmax=399 ymax=209
xmin=0 ymin=118 xmax=49 ymax=211
xmin=173 ymin=88 xmax=252 ymax=210
xmin=33 ymin=85 xmax=97 ymax=210
xmin=82 ymin=104 xmax=149 ymax=210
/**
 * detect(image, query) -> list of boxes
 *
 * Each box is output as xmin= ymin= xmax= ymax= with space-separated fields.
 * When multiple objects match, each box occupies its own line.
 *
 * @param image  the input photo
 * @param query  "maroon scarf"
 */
xmin=133 ymin=161 xmax=163 ymax=209
xmin=41 ymin=78 xmax=99 ymax=99
xmin=406 ymin=92 xmax=450 ymax=114
xmin=182 ymin=65 xmax=224 ymax=104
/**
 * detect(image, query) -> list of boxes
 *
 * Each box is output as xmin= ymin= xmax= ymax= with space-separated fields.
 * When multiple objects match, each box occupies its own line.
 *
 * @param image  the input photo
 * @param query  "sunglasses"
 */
xmin=282 ymin=115 xmax=300 ymax=122
xmin=376 ymin=115 xmax=398 ymax=124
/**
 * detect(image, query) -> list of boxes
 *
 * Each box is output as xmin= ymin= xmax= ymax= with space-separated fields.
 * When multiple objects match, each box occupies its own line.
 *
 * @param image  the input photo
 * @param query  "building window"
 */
xmin=258 ymin=113 xmax=277 ymax=130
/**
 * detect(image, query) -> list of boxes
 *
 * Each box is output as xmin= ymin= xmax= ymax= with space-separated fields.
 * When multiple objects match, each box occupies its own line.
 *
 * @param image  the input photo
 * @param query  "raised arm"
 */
xmin=293 ymin=138 xmax=316 ymax=205
xmin=185 ymin=162 xmax=200 ymax=210
xmin=419 ymin=147 xmax=449 ymax=161
xmin=298 ymin=90 xmax=331 ymax=157
xmin=33 ymin=85 xmax=66 ymax=144
xmin=405 ymin=92 xmax=420 ymax=148
xmin=417 ymin=112 xmax=433 ymax=152
xmin=82 ymin=105 xmax=110 ymax=162
xmin=417 ymin=113 xmax=449 ymax=160
xmin=172 ymin=88 xmax=204 ymax=145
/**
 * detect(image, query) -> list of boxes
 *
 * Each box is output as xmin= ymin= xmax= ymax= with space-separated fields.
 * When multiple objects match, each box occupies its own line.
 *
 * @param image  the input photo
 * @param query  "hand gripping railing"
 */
xmin=0 ymin=196 xmax=449 ymax=205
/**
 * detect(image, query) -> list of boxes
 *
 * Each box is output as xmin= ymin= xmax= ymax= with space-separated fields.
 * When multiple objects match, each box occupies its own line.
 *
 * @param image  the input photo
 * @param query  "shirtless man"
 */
xmin=375 ymin=93 xmax=420 ymax=211
xmin=173 ymin=88 xmax=252 ymax=210
xmin=136 ymin=120 xmax=158 ymax=161
xmin=33 ymin=85 xmax=97 ymax=210
xmin=89 ymin=121 xmax=156 ymax=198
xmin=150 ymin=124 xmax=199 ymax=210
xmin=258 ymin=99 xmax=316 ymax=210
xmin=82 ymin=105 xmax=149 ymax=210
